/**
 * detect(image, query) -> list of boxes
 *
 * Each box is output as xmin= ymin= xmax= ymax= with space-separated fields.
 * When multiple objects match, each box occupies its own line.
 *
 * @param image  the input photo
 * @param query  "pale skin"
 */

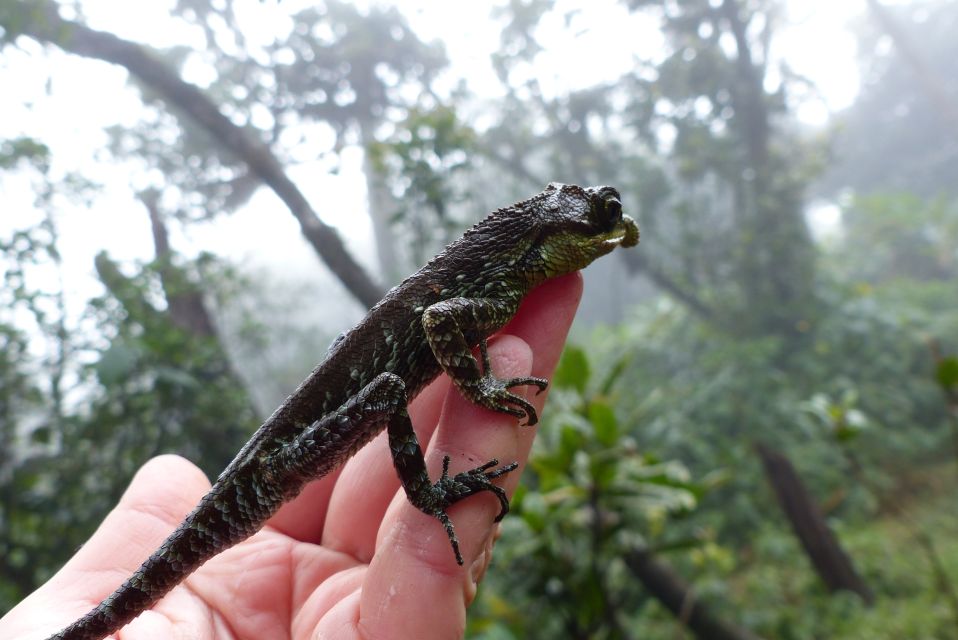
xmin=1 ymin=273 xmax=584 ymax=640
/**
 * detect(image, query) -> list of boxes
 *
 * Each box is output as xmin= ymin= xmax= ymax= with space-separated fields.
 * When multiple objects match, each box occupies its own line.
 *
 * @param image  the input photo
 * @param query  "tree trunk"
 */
xmin=359 ymin=120 xmax=401 ymax=284
xmin=755 ymin=442 xmax=874 ymax=604
xmin=718 ymin=0 xmax=818 ymax=339
xmin=624 ymin=547 xmax=764 ymax=640
xmin=143 ymin=195 xmax=217 ymax=338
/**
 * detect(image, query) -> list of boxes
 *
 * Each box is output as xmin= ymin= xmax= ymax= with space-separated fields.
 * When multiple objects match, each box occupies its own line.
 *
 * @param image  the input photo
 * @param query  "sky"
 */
xmin=0 ymin=0 xmax=869 ymax=327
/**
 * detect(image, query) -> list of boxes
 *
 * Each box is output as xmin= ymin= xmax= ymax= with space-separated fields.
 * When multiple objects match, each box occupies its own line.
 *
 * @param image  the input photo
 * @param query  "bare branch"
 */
xmin=625 ymin=547 xmax=764 ymax=640
xmin=7 ymin=0 xmax=385 ymax=308
xmin=626 ymin=252 xmax=720 ymax=326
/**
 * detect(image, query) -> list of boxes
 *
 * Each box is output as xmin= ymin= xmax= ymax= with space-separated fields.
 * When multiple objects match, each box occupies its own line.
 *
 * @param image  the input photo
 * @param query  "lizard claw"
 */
xmin=473 ymin=339 xmax=548 ymax=425
xmin=476 ymin=375 xmax=548 ymax=426
xmin=425 ymin=455 xmax=519 ymax=565
xmin=504 ymin=375 xmax=549 ymax=395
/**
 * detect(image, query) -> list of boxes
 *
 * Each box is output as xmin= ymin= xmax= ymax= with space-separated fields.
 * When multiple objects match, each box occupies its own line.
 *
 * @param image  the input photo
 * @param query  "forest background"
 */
xmin=1 ymin=0 xmax=957 ymax=638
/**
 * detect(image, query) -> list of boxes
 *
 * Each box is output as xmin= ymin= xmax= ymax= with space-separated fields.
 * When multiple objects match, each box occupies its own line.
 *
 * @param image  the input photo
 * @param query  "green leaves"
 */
xmin=369 ymin=105 xmax=479 ymax=267
xmin=0 ymin=136 xmax=50 ymax=170
xmin=95 ymin=343 xmax=142 ymax=386
xmin=936 ymin=356 xmax=958 ymax=392
xmin=553 ymin=344 xmax=590 ymax=394
xmin=0 ymin=224 xmax=258 ymax=611
xmin=471 ymin=343 xmax=706 ymax=638
xmin=804 ymin=392 xmax=869 ymax=443
xmin=588 ymin=400 xmax=619 ymax=447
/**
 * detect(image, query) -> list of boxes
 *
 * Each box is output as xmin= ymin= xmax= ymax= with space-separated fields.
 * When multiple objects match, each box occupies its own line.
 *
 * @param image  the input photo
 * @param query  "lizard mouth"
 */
xmin=597 ymin=215 xmax=640 ymax=250
xmin=599 ymin=230 xmax=625 ymax=250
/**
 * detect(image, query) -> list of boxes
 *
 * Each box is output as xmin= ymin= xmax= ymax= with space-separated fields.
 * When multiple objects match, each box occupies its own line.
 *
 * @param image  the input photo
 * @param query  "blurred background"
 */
xmin=1 ymin=0 xmax=957 ymax=637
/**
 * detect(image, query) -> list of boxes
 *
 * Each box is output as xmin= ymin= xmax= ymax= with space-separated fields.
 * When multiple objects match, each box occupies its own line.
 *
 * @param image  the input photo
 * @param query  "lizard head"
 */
xmin=523 ymin=182 xmax=639 ymax=279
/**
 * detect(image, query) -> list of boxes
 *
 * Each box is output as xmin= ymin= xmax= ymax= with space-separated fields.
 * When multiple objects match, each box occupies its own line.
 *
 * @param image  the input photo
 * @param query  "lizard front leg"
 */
xmin=423 ymin=297 xmax=548 ymax=425
xmin=269 ymin=372 xmax=518 ymax=565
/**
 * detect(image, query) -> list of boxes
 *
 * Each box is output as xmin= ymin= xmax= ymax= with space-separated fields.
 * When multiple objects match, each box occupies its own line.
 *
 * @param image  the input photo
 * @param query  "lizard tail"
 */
xmin=47 ymin=549 xmax=184 ymax=640
xmin=47 ymin=468 xmax=284 ymax=640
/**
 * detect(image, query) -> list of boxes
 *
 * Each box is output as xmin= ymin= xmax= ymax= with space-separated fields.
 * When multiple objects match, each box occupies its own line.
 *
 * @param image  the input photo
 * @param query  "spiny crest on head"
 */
xmin=457 ymin=190 xmax=549 ymax=239
xmin=464 ymin=184 xmax=589 ymax=230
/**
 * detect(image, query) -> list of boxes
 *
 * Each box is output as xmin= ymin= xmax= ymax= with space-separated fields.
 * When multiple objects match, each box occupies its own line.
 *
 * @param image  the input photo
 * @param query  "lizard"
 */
xmin=44 ymin=182 xmax=639 ymax=640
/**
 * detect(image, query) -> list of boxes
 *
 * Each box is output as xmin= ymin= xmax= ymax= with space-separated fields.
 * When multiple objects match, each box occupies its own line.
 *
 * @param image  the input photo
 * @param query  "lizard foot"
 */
xmin=474 ymin=374 xmax=549 ymax=426
xmin=426 ymin=455 xmax=519 ymax=565
xmin=475 ymin=338 xmax=548 ymax=425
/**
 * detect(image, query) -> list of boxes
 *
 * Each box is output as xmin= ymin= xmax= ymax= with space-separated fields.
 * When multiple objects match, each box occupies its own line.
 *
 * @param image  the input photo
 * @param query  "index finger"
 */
xmin=354 ymin=273 xmax=583 ymax=639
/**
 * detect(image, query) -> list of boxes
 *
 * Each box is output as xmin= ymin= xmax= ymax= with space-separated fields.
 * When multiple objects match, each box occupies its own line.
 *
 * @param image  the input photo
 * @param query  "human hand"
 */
xmin=1 ymin=273 xmax=583 ymax=640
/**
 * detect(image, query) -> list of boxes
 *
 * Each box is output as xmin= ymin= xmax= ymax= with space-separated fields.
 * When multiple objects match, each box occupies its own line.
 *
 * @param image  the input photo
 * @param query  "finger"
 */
xmin=316 ymin=369 xmax=451 ymax=558
xmin=358 ymin=336 xmax=535 ymax=639
xmin=479 ymin=273 xmax=584 ymax=475
xmin=273 ymin=374 xmax=450 ymax=547
xmin=270 ymin=271 xmax=582 ymax=548
xmin=356 ymin=275 xmax=583 ymax=636
xmin=506 ymin=272 xmax=584 ymax=385
xmin=57 ymin=455 xmax=210 ymax=590
xmin=267 ymin=464 xmax=343 ymax=542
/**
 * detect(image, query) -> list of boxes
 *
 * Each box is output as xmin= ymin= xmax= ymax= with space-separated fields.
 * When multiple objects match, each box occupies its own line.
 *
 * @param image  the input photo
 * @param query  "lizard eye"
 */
xmin=590 ymin=194 xmax=623 ymax=231
xmin=605 ymin=198 xmax=622 ymax=222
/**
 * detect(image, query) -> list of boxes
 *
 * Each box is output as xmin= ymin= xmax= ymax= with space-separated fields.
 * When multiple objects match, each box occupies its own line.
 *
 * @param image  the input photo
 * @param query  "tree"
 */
xmin=0 ymin=135 xmax=258 ymax=608
xmin=0 ymin=199 xmax=259 ymax=609
xmin=472 ymin=0 xmax=819 ymax=338
xmin=451 ymin=1 xmax=881 ymax=634
xmin=821 ymin=1 xmax=958 ymax=199
xmin=1 ymin=0 xmax=457 ymax=305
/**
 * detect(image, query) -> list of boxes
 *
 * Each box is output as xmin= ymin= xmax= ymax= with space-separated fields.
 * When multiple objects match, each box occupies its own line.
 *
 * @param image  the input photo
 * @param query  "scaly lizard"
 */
xmin=45 ymin=183 xmax=639 ymax=640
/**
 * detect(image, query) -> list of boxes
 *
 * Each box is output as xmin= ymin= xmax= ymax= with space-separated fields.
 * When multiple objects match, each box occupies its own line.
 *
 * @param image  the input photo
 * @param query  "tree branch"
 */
xmin=477 ymin=142 xmax=549 ymax=189
xmin=6 ymin=0 xmax=384 ymax=308
xmin=626 ymin=252 xmax=720 ymax=326
xmin=755 ymin=442 xmax=874 ymax=605
xmin=142 ymin=193 xmax=218 ymax=337
xmin=624 ymin=547 xmax=763 ymax=640
xmin=717 ymin=0 xmax=769 ymax=169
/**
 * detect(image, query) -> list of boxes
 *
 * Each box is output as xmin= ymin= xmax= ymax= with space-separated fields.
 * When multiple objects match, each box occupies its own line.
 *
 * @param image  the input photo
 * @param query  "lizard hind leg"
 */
xmin=385 ymin=397 xmax=519 ymax=566
xmin=266 ymin=372 xmax=518 ymax=565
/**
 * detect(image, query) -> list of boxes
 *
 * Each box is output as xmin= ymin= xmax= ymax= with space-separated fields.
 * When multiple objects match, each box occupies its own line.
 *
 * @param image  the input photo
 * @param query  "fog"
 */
xmin=1 ymin=1 xmax=956 ymax=638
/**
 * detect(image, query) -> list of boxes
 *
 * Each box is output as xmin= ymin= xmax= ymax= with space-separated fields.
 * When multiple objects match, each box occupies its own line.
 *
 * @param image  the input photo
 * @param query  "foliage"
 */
xmin=1 ymin=0 xmax=957 ymax=637
xmin=84 ymin=253 xmax=257 ymax=479
xmin=480 ymin=0 xmax=822 ymax=340
xmin=470 ymin=278 xmax=956 ymax=637
xmin=0 ymin=321 xmax=45 ymax=608
xmin=729 ymin=488 xmax=958 ymax=640
xmin=0 ymin=217 xmax=256 ymax=610
xmin=469 ymin=345 xmax=709 ymax=639
xmin=598 ymin=281 xmax=949 ymax=530
xmin=0 ymin=136 xmax=50 ymax=170
xmin=368 ymin=104 xmax=479 ymax=266
xmin=835 ymin=192 xmax=958 ymax=286
xmin=101 ymin=0 xmax=448 ymax=223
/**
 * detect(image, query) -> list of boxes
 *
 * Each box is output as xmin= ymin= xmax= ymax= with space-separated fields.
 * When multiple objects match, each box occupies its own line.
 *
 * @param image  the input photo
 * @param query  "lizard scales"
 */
xmin=46 ymin=183 xmax=639 ymax=640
